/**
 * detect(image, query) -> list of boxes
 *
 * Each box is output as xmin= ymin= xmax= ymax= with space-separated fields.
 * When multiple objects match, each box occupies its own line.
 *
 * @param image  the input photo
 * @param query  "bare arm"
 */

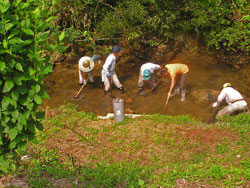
xmin=168 ymin=76 xmax=175 ymax=96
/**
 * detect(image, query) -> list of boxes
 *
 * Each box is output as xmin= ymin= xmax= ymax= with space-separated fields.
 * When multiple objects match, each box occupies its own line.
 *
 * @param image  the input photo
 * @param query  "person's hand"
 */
xmin=212 ymin=102 xmax=218 ymax=108
xmin=106 ymin=72 xmax=111 ymax=77
xmin=152 ymin=82 xmax=156 ymax=87
xmin=167 ymin=92 xmax=171 ymax=97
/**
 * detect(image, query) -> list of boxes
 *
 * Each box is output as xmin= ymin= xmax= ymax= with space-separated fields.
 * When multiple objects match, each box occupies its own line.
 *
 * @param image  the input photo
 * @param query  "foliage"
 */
xmin=0 ymin=0 xmax=65 ymax=159
xmin=44 ymin=0 xmax=250 ymax=56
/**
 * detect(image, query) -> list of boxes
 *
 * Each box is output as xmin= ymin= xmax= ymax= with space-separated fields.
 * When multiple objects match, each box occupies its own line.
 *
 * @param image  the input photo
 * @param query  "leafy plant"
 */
xmin=0 ymin=0 xmax=65 ymax=160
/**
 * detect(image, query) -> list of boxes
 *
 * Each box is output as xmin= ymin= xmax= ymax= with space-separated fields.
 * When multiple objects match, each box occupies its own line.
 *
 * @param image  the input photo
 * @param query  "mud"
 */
xmin=43 ymin=54 xmax=250 ymax=122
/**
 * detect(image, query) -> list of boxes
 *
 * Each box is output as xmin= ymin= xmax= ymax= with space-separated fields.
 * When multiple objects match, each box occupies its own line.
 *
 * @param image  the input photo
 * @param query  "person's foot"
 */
xmin=104 ymin=90 xmax=109 ymax=95
xmin=138 ymin=88 xmax=143 ymax=95
xmin=79 ymin=82 xmax=83 ymax=86
xmin=119 ymin=87 xmax=125 ymax=94
xmin=180 ymin=96 xmax=185 ymax=102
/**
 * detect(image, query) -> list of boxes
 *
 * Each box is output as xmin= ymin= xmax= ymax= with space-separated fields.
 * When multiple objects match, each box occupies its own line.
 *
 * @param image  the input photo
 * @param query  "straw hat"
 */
xmin=79 ymin=57 xmax=94 ymax=73
xmin=223 ymin=83 xmax=231 ymax=88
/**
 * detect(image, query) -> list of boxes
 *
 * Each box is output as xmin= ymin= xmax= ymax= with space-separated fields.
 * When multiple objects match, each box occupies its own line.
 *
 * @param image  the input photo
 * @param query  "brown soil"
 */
xmin=44 ymin=116 xmax=239 ymax=167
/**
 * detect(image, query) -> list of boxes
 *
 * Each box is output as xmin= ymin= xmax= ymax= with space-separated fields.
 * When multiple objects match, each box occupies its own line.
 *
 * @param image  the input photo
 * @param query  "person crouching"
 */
xmin=212 ymin=83 xmax=249 ymax=118
xmin=78 ymin=54 xmax=99 ymax=86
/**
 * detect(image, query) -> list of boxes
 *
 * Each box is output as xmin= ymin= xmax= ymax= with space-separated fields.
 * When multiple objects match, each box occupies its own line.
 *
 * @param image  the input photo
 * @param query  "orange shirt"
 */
xmin=165 ymin=63 xmax=189 ymax=79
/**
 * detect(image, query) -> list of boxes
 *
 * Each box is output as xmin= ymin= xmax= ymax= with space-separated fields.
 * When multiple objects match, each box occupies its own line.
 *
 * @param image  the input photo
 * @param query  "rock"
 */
xmin=190 ymin=89 xmax=220 ymax=105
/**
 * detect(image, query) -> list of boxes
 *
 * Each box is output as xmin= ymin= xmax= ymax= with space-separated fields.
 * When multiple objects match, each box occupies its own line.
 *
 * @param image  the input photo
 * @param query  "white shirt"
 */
xmin=217 ymin=87 xmax=245 ymax=105
xmin=102 ymin=53 xmax=116 ymax=74
xmin=140 ymin=62 xmax=161 ymax=78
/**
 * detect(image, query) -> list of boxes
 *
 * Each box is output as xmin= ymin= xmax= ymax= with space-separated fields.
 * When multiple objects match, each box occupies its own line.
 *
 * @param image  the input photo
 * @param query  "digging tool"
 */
xmin=108 ymin=76 xmax=113 ymax=97
xmin=163 ymin=95 xmax=170 ymax=110
xmin=149 ymin=78 xmax=162 ymax=93
xmin=73 ymin=79 xmax=88 ymax=99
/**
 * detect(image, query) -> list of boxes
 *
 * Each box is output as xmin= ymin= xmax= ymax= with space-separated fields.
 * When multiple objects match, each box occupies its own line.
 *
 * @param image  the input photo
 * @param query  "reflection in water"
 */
xmin=43 ymin=55 xmax=250 ymax=122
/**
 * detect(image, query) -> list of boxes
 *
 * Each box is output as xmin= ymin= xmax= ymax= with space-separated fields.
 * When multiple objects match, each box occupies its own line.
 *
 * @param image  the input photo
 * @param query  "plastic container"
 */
xmin=112 ymin=98 xmax=124 ymax=122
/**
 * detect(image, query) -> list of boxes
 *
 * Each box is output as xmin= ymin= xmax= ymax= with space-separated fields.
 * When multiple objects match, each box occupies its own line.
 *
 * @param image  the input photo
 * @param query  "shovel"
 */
xmin=108 ymin=76 xmax=114 ymax=97
xmin=149 ymin=78 xmax=162 ymax=93
xmin=163 ymin=95 xmax=170 ymax=110
xmin=73 ymin=79 xmax=88 ymax=99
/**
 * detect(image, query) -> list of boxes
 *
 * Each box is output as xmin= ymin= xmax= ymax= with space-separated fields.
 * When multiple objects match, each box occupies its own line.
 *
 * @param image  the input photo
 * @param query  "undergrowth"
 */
xmin=1 ymin=104 xmax=249 ymax=188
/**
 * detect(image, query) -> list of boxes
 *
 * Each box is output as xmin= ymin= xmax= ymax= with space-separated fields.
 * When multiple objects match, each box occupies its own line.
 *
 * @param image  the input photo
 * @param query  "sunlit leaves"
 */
xmin=58 ymin=31 xmax=65 ymax=41
xmin=3 ymin=80 xmax=14 ymax=93
xmin=37 ymin=31 xmax=50 ymax=42
xmin=0 ymin=0 xmax=65 ymax=158
xmin=8 ymin=128 xmax=18 ymax=141
xmin=0 ymin=0 xmax=10 ymax=14
xmin=0 ymin=61 xmax=6 ymax=71
xmin=21 ymin=28 xmax=34 ymax=36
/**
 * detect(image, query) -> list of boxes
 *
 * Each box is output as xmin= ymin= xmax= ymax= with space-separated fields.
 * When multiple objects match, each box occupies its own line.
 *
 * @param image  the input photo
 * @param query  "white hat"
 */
xmin=79 ymin=58 xmax=94 ymax=73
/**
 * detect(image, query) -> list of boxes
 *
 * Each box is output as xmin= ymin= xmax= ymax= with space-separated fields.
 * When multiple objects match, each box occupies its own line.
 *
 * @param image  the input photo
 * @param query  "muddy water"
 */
xmin=43 ymin=55 xmax=250 ymax=122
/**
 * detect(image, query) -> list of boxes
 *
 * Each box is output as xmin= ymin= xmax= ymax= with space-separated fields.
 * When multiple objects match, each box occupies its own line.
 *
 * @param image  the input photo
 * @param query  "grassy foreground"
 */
xmin=1 ymin=103 xmax=249 ymax=188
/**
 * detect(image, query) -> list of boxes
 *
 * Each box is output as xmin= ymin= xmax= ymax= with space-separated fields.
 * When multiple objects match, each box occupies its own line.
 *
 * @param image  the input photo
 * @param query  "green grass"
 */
xmin=1 ymin=103 xmax=249 ymax=188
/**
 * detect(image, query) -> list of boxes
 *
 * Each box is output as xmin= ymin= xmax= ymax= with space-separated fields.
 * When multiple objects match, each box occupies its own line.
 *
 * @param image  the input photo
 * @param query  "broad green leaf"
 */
xmin=34 ymin=84 xmax=41 ymax=93
xmin=34 ymin=94 xmax=42 ymax=104
xmin=41 ymin=90 xmax=50 ymax=99
xmin=21 ymin=28 xmax=34 ymax=36
xmin=26 ymin=101 xmax=34 ymax=110
xmin=9 ymin=127 xmax=18 ymax=141
xmin=37 ymin=31 xmax=50 ymax=42
xmin=9 ymin=37 xmax=23 ymax=44
xmin=12 ymin=110 xmax=19 ymax=121
xmin=40 ymin=63 xmax=53 ymax=75
xmin=0 ymin=0 xmax=10 ymax=13
xmin=45 ymin=44 xmax=56 ymax=52
xmin=46 ymin=16 xmax=56 ymax=23
xmin=0 ymin=137 xmax=3 ymax=145
xmin=59 ymin=31 xmax=65 ymax=41
xmin=10 ymin=97 xmax=17 ymax=109
xmin=3 ymin=80 xmax=14 ymax=93
xmin=20 ymin=19 xmax=30 ymax=27
xmin=23 ymin=39 xmax=33 ymax=46
xmin=29 ymin=67 xmax=36 ymax=75
xmin=0 ymin=61 xmax=6 ymax=71
xmin=1 ymin=96 xmax=11 ymax=110
xmin=33 ymin=7 xmax=40 ymax=17
xmin=83 ymin=30 xmax=87 ymax=37
xmin=20 ymin=2 xmax=30 ymax=10
xmin=15 ymin=62 xmax=24 ymax=72
xmin=9 ymin=141 xmax=16 ymax=149
xmin=56 ymin=46 xmax=67 ymax=53
xmin=5 ymin=23 xmax=14 ymax=32
xmin=3 ymin=39 xmax=7 ymax=48
xmin=13 ymin=0 xmax=21 ymax=7
xmin=13 ymin=75 xmax=22 ymax=85
xmin=18 ymin=114 xmax=27 ymax=125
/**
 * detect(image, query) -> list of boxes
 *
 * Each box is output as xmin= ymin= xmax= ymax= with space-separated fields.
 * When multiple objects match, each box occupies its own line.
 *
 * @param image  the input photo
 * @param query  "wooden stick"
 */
xmin=163 ymin=95 xmax=170 ymax=110
xmin=74 ymin=79 xmax=88 ymax=98
xmin=108 ymin=76 xmax=113 ymax=97
xmin=149 ymin=78 xmax=162 ymax=93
